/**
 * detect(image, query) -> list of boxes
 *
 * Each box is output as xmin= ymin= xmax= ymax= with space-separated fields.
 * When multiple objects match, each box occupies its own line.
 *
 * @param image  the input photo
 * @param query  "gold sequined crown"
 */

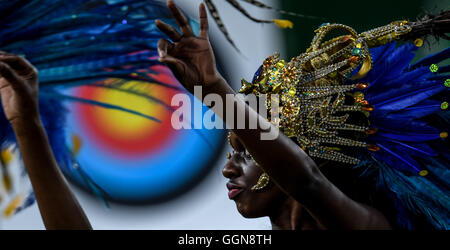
xmin=239 ymin=21 xmax=412 ymax=164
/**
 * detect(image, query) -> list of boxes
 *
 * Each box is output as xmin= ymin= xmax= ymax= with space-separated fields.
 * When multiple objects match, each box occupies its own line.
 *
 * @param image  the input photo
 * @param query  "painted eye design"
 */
xmin=63 ymin=71 xmax=226 ymax=203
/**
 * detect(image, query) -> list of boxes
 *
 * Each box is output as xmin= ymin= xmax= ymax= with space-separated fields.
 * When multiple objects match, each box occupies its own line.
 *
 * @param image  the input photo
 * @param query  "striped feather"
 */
xmin=239 ymin=0 xmax=323 ymax=20
xmin=226 ymin=0 xmax=272 ymax=23
xmin=204 ymin=0 xmax=240 ymax=51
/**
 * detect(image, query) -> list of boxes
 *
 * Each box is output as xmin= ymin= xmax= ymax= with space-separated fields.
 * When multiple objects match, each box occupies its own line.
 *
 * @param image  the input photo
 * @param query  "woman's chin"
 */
xmin=236 ymin=202 xmax=263 ymax=218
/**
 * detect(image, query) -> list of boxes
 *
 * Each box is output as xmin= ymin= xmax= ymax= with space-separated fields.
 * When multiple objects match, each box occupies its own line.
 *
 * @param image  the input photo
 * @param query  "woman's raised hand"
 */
xmin=0 ymin=52 xmax=39 ymax=127
xmin=156 ymin=0 xmax=222 ymax=92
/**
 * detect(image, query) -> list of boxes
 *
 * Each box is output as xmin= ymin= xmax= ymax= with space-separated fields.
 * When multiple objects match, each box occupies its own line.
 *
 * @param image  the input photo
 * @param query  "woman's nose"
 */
xmin=222 ymin=154 xmax=243 ymax=179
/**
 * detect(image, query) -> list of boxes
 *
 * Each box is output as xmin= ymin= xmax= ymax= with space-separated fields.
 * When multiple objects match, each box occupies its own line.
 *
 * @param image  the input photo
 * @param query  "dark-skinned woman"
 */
xmin=156 ymin=0 xmax=449 ymax=230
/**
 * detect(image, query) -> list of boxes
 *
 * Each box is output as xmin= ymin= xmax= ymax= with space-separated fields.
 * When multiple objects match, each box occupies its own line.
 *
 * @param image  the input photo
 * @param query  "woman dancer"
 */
xmin=155 ymin=0 xmax=449 ymax=229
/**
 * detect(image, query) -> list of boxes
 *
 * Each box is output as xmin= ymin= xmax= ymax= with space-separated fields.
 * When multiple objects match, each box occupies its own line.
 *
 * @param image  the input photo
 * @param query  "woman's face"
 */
xmin=222 ymin=132 xmax=287 ymax=218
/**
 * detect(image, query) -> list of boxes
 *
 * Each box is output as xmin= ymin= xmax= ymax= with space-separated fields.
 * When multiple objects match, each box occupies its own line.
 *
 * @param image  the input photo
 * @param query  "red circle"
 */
xmin=73 ymin=67 xmax=182 ymax=157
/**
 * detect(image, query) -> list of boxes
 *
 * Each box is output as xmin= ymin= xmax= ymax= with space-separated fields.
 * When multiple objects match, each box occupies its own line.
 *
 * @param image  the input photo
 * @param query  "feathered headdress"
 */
xmin=239 ymin=11 xmax=450 ymax=229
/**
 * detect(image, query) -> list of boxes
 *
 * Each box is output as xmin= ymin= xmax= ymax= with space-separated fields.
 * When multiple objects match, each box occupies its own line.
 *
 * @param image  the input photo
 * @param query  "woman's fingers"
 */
xmin=0 ymin=61 xmax=25 ymax=90
xmin=199 ymin=2 xmax=209 ymax=39
xmin=157 ymin=39 xmax=181 ymax=69
xmin=159 ymin=54 xmax=180 ymax=65
xmin=158 ymin=54 xmax=185 ymax=78
xmin=155 ymin=19 xmax=182 ymax=42
xmin=0 ymin=51 xmax=13 ymax=56
xmin=167 ymin=0 xmax=194 ymax=37
xmin=157 ymin=38 xmax=174 ymax=58
xmin=0 ymin=55 xmax=37 ymax=80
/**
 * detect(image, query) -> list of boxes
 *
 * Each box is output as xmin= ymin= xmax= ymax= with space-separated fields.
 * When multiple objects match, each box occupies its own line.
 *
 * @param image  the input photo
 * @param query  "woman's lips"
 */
xmin=228 ymin=188 xmax=243 ymax=200
xmin=226 ymin=182 xmax=244 ymax=200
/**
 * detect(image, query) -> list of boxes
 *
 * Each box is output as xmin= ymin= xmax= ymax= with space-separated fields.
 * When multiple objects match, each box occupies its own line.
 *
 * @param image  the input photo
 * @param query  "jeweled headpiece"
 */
xmin=239 ymin=21 xmax=412 ymax=164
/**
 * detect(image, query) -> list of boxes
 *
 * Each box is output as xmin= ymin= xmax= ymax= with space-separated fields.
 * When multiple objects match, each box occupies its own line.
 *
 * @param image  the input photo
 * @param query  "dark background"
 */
xmin=280 ymin=0 xmax=449 ymax=60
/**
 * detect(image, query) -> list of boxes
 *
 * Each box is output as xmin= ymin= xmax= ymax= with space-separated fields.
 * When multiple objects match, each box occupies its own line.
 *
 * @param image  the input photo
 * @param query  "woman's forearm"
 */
xmin=12 ymin=117 xmax=92 ymax=230
xmin=299 ymin=176 xmax=392 ymax=229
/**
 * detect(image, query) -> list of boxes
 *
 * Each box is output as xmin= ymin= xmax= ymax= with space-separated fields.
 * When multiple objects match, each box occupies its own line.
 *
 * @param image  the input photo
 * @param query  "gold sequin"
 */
xmin=288 ymin=88 xmax=296 ymax=96
xmin=419 ymin=170 xmax=428 ymax=176
xmin=414 ymin=38 xmax=423 ymax=47
xmin=367 ymin=144 xmax=380 ymax=152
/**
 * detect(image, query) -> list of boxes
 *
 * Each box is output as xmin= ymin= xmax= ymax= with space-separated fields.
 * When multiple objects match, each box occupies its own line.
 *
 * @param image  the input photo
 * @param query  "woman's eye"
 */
xmin=244 ymin=149 xmax=253 ymax=159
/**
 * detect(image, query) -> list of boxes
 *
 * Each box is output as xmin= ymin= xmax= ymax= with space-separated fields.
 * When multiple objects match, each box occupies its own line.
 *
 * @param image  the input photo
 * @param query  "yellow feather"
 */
xmin=2 ymin=174 xmax=11 ymax=192
xmin=272 ymin=19 xmax=293 ymax=29
xmin=3 ymin=195 xmax=23 ymax=217
xmin=0 ymin=149 xmax=13 ymax=165
xmin=72 ymin=134 xmax=83 ymax=156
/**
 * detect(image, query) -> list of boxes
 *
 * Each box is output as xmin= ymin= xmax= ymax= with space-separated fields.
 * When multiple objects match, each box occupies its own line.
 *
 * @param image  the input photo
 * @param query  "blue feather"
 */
xmin=410 ymin=47 xmax=450 ymax=69
xmin=425 ymin=158 xmax=450 ymax=190
xmin=385 ymin=100 xmax=441 ymax=120
xmin=40 ymin=91 xmax=161 ymax=123
xmin=371 ymin=136 xmax=437 ymax=157
xmin=436 ymin=65 xmax=450 ymax=74
xmin=14 ymin=192 xmax=36 ymax=215
xmin=368 ymin=42 xmax=396 ymax=65
xmin=72 ymin=162 xmax=111 ymax=209
xmin=366 ymin=67 xmax=432 ymax=105
xmin=375 ymin=161 xmax=450 ymax=229
xmin=376 ymin=143 xmax=421 ymax=173
xmin=363 ymin=43 xmax=417 ymax=93
xmin=374 ymin=82 xmax=445 ymax=111
xmin=353 ymin=41 xmax=450 ymax=229
xmin=371 ymin=118 xmax=439 ymax=133
xmin=388 ymin=140 xmax=437 ymax=157
xmin=377 ymin=131 xmax=441 ymax=142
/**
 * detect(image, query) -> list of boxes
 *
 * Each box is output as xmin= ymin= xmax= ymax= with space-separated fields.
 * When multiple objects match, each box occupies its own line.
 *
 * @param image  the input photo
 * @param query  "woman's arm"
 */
xmin=0 ymin=54 xmax=91 ymax=230
xmin=156 ymin=0 xmax=391 ymax=229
